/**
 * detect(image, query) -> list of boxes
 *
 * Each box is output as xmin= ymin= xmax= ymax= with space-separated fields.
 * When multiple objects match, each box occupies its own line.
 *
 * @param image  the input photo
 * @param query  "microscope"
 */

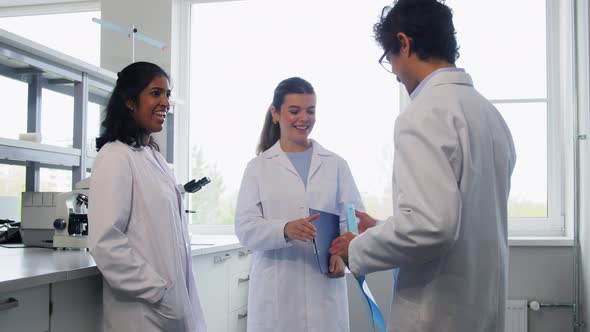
xmin=181 ymin=177 xmax=211 ymax=194
xmin=50 ymin=176 xmax=210 ymax=249
xmin=52 ymin=178 xmax=90 ymax=249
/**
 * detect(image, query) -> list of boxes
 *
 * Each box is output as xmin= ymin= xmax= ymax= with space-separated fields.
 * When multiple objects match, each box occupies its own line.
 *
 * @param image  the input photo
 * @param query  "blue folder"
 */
xmin=309 ymin=208 xmax=340 ymax=274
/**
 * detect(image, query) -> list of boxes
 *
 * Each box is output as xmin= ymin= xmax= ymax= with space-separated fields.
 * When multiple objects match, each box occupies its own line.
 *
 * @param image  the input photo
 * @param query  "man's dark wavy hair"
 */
xmin=374 ymin=0 xmax=460 ymax=64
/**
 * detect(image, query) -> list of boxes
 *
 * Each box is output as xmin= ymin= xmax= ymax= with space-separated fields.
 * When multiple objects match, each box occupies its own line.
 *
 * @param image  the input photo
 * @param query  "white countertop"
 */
xmin=0 ymin=235 xmax=242 ymax=293
xmin=190 ymin=234 xmax=244 ymax=255
xmin=0 ymin=246 xmax=97 ymax=293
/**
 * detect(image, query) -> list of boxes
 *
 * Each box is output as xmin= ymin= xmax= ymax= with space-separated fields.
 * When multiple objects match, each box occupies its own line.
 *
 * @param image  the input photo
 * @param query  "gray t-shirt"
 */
xmin=286 ymin=147 xmax=313 ymax=188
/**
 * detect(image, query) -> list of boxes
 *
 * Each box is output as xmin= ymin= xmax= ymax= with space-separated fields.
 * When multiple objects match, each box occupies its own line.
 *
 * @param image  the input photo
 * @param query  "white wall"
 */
xmin=510 ymin=247 xmax=574 ymax=331
xmin=577 ymin=0 xmax=590 ymax=330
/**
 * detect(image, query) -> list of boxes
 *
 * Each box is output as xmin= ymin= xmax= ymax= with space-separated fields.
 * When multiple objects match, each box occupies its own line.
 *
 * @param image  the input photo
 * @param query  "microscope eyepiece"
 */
xmin=184 ymin=177 xmax=211 ymax=193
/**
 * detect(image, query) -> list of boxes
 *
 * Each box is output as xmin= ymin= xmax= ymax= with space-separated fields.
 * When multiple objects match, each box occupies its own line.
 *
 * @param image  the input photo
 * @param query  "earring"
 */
xmin=273 ymin=119 xmax=278 ymax=125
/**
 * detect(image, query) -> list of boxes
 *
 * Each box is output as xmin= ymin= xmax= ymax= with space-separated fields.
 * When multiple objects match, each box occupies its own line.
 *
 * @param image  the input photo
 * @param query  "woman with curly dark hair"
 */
xmin=89 ymin=62 xmax=207 ymax=332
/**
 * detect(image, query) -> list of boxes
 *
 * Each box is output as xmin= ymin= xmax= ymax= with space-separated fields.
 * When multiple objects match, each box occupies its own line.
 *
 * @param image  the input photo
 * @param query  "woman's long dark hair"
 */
xmin=256 ymin=77 xmax=315 ymax=155
xmin=96 ymin=61 xmax=169 ymax=151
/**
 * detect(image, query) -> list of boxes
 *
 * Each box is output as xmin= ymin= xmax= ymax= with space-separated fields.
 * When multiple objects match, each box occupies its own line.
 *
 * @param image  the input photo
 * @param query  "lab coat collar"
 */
xmin=262 ymin=139 xmax=332 ymax=181
xmin=151 ymin=148 xmax=177 ymax=184
xmin=121 ymin=141 xmax=177 ymax=185
xmin=420 ymin=70 xmax=474 ymax=95
xmin=262 ymin=139 xmax=332 ymax=158
xmin=308 ymin=140 xmax=330 ymax=181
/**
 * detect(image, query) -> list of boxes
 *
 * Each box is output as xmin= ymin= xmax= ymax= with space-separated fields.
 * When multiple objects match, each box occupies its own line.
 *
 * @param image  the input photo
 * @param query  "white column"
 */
xmin=100 ymin=0 xmax=174 ymax=160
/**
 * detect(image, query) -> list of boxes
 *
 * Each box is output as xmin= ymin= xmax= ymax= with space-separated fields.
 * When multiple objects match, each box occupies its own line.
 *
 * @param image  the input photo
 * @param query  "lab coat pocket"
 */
xmin=153 ymin=282 xmax=183 ymax=320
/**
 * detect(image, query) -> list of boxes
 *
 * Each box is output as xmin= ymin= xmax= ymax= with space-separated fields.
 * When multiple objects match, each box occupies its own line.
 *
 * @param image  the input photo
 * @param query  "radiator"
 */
xmin=505 ymin=300 xmax=528 ymax=332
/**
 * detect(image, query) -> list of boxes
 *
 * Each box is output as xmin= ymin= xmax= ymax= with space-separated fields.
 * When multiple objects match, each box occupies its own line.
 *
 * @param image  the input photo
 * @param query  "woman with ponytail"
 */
xmin=235 ymin=77 xmax=365 ymax=331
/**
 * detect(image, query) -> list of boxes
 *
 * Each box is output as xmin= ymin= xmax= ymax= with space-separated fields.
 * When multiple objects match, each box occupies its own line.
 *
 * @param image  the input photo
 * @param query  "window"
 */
xmin=0 ymin=11 xmax=101 ymax=66
xmin=39 ymin=168 xmax=72 ymax=192
xmin=183 ymin=0 xmax=573 ymax=236
xmin=87 ymin=102 xmax=102 ymax=155
xmin=0 ymin=164 xmax=25 ymax=220
xmin=0 ymin=9 xmax=102 ymax=207
xmin=0 ymin=10 xmax=101 ymax=149
xmin=0 ymin=82 xmax=100 ymax=150
xmin=41 ymin=89 xmax=74 ymax=148
xmin=0 ymin=164 xmax=25 ymax=198
xmin=188 ymin=0 xmax=398 ymax=228
xmin=447 ymin=0 xmax=571 ymax=235
xmin=0 ymin=75 xmax=28 ymax=140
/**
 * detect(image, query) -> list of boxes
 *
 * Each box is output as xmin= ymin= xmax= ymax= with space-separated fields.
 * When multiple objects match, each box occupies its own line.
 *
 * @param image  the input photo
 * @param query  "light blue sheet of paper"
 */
xmin=346 ymin=203 xmax=358 ymax=233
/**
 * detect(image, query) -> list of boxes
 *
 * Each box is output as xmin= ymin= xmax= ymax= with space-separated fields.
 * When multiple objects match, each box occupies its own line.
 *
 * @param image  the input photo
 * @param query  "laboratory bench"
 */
xmin=0 ymin=235 xmax=252 ymax=332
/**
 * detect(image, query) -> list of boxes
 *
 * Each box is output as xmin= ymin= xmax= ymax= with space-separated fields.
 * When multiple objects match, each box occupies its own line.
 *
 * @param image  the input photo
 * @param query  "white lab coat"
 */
xmin=349 ymin=71 xmax=516 ymax=332
xmin=89 ymin=141 xmax=206 ymax=332
xmin=235 ymin=140 xmax=364 ymax=332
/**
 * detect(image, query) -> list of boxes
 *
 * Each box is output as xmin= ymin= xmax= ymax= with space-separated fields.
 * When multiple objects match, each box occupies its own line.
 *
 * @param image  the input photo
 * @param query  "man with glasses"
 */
xmin=330 ymin=0 xmax=516 ymax=331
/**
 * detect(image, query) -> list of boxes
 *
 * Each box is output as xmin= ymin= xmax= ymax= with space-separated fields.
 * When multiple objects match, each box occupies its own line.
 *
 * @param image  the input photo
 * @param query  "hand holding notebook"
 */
xmin=309 ymin=208 xmax=341 ymax=274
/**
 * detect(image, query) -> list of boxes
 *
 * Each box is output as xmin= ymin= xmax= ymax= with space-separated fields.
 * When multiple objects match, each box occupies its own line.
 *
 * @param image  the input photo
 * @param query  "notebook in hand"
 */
xmin=309 ymin=208 xmax=341 ymax=274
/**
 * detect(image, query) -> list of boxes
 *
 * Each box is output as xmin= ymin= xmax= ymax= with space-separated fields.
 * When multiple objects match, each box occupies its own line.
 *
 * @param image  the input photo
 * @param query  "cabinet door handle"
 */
xmin=213 ymin=253 xmax=231 ymax=264
xmin=238 ymin=312 xmax=248 ymax=319
xmin=238 ymin=250 xmax=252 ymax=257
xmin=238 ymin=275 xmax=250 ymax=283
xmin=0 ymin=297 xmax=19 ymax=311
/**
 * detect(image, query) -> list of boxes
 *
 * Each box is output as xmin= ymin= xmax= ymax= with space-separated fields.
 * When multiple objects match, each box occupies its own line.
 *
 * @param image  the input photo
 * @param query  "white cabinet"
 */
xmin=228 ymin=306 xmax=248 ymax=332
xmin=0 ymin=285 xmax=50 ymax=332
xmin=193 ymin=247 xmax=252 ymax=332
xmin=0 ymin=276 xmax=102 ymax=332
xmin=228 ymin=271 xmax=249 ymax=313
xmin=193 ymin=250 xmax=231 ymax=331
xmin=50 ymin=275 xmax=102 ymax=332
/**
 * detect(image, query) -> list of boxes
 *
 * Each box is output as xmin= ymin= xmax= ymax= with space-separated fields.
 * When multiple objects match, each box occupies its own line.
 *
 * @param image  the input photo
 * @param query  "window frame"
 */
xmin=178 ymin=0 xmax=576 ymax=237
xmin=505 ymin=0 xmax=575 ymax=237
xmin=179 ymin=0 xmax=246 ymax=235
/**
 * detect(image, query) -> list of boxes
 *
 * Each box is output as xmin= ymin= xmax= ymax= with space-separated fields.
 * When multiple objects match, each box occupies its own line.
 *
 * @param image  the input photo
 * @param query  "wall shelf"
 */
xmin=0 ymin=138 xmax=80 ymax=167
xmin=0 ymin=28 xmax=116 ymax=189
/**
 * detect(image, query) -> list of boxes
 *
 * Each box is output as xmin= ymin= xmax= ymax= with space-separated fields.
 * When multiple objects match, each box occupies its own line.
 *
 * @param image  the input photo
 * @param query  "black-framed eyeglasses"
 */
xmin=378 ymin=50 xmax=393 ymax=73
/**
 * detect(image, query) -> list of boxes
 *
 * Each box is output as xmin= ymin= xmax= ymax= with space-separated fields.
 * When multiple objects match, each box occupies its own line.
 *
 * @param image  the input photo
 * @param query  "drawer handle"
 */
xmin=238 ymin=275 xmax=250 ymax=283
xmin=0 ymin=297 xmax=19 ymax=311
xmin=238 ymin=312 xmax=248 ymax=319
xmin=238 ymin=250 xmax=252 ymax=257
xmin=214 ymin=253 xmax=232 ymax=264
